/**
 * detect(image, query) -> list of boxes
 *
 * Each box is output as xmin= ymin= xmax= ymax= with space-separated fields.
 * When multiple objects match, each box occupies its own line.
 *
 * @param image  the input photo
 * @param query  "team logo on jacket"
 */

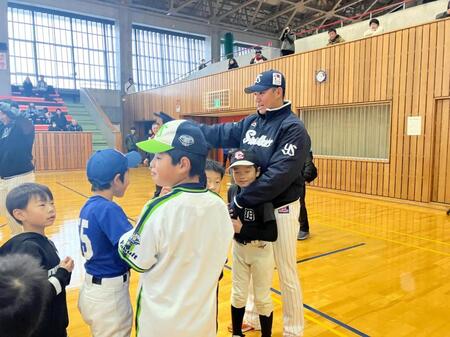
xmin=278 ymin=206 xmax=290 ymax=214
xmin=251 ymin=121 xmax=257 ymax=127
xmin=281 ymin=143 xmax=297 ymax=157
xmin=244 ymin=208 xmax=255 ymax=222
xmin=179 ymin=134 xmax=194 ymax=147
xmin=234 ymin=151 xmax=245 ymax=159
xmin=243 ymin=130 xmax=273 ymax=147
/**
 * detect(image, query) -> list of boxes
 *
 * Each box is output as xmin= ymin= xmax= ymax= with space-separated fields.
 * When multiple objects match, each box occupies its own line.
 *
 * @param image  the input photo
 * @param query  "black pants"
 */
xmin=281 ymin=50 xmax=295 ymax=56
xmin=298 ymin=189 xmax=309 ymax=232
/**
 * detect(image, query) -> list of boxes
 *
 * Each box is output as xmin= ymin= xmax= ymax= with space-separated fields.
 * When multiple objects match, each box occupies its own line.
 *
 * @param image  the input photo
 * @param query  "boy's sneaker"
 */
xmin=297 ymin=231 xmax=310 ymax=240
xmin=228 ymin=322 xmax=255 ymax=333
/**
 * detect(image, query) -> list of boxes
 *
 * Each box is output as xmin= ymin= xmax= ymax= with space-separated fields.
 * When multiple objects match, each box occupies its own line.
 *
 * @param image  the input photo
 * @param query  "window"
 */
xmin=132 ymin=25 xmax=205 ymax=91
xmin=220 ymin=41 xmax=255 ymax=61
xmin=300 ymin=103 xmax=391 ymax=160
xmin=7 ymin=3 xmax=118 ymax=90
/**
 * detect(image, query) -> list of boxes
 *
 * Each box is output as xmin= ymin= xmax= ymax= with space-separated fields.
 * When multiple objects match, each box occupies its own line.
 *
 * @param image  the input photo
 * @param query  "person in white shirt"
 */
xmin=124 ymin=77 xmax=136 ymax=94
xmin=364 ymin=18 xmax=384 ymax=37
xmin=118 ymin=119 xmax=233 ymax=337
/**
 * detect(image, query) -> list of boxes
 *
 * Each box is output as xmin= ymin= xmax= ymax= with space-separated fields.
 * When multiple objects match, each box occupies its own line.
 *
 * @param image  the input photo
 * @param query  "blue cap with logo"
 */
xmin=87 ymin=149 xmax=142 ymax=186
xmin=244 ymin=69 xmax=286 ymax=94
xmin=137 ymin=119 xmax=208 ymax=156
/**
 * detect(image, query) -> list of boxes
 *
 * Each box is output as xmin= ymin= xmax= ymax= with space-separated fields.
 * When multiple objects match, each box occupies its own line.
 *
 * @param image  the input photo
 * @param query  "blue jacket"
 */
xmin=200 ymin=101 xmax=311 ymax=208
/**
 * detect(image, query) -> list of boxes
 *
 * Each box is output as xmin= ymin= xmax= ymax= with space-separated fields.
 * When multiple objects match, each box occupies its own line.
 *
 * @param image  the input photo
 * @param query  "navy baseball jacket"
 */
xmin=200 ymin=101 xmax=311 ymax=208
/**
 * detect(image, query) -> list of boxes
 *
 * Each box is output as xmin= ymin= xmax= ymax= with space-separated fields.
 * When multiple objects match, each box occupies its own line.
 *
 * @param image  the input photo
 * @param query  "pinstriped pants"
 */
xmin=245 ymin=200 xmax=304 ymax=337
xmin=0 ymin=172 xmax=35 ymax=236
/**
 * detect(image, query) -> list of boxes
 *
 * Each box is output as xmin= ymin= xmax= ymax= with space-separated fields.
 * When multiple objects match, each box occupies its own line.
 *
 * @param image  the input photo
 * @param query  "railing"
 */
xmin=79 ymin=88 xmax=122 ymax=151
xmin=295 ymin=0 xmax=416 ymax=37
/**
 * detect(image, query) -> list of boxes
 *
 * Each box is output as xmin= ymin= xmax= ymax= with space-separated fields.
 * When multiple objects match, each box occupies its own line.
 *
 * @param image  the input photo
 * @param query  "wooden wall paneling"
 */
xmin=401 ymin=28 xmax=416 ymax=200
xmin=445 ymin=100 xmax=450 ymax=203
xmin=363 ymin=39 xmax=371 ymax=102
xmin=414 ymin=24 xmax=429 ymax=201
xmin=394 ymin=29 xmax=408 ymax=199
xmin=375 ymin=35 xmax=384 ymax=101
xmin=421 ymin=23 xmax=438 ymax=202
xmin=126 ymin=20 xmax=450 ymax=205
xmin=444 ymin=20 xmax=450 ymax=97
xmin=347 ymin=42 xmax=355 ymax=103
xmin=433 ymin=99 xmax=450 ymax=203
xmin=386 ymin=33 xmax=396 ymax=100
xmin=360 ymin=161 xmax=367 ymax=194
xmin=369 ymin=36 xmax=377 ymax=101
xmin=434 ymin=21 xmax=445 ymax=97
xmin=408 ymin=26 xmax=422 ymax=200
xmin=376 ymin=162 xmax=383 ymax=195
xmin=333 ymin=46 xmax=339 ymax=104
xmin=431 ymin=100 xmax=441 ymax=202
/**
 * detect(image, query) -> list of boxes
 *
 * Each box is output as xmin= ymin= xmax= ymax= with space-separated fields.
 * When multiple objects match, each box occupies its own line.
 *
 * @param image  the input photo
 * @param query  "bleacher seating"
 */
xmin=0 ymin=92 xmax=73 ymax=131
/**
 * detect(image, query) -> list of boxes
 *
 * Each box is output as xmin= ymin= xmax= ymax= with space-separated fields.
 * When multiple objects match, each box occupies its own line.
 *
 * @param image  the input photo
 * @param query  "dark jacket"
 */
xmin=125 ymin=133 xmax=138 ymax=152
xmin=200 ymin=101 xmax=311 ymax=208
xmin=51 ymin=114 xmax=68 ymax=130
xmin=1 ymin=232 xmax=71 ymax=337
xmin=228 ymin=185 xmax=277 ymax=243
xmin=327 ymin=35 xmax=345 ymax=45
xmin=280 ymin=31 xmax=296 ymax=52
xmin=0 ymin=117 xmax=35 ymax=178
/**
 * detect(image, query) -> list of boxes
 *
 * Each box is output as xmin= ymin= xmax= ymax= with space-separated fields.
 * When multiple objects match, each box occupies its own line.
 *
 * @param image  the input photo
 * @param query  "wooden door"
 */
xmin=431 ymin=99 xmax=450 ymax=204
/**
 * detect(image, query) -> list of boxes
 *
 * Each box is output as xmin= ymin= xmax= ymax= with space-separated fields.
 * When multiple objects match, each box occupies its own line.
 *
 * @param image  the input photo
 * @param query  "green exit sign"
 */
xmin=213 ymin=98 xmax=221 ymax=107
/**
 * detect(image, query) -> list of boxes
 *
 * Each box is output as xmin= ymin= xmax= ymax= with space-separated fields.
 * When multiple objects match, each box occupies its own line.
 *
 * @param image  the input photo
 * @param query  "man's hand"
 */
xmin=232 ymin=218 xmax=243 ymax=233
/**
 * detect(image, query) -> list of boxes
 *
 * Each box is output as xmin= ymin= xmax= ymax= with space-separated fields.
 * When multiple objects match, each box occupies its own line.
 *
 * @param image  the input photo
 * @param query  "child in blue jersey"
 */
xmin=77 ymin=149 xmax=141 ymax=337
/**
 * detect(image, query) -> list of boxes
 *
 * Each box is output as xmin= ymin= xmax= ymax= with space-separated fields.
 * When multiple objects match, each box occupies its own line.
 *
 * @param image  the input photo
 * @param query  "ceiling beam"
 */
xmin=170 ymin=0 xmax=198 ymax=14
xmin=217 ymin=0 xmax=258 ymax=21
xmin=250 ymin=0 xmax=264 ymax=25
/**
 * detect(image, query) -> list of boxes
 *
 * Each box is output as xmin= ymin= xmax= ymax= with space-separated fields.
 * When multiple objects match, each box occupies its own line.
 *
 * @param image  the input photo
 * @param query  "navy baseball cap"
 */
xmin=87 ymin=149 xmax=142 ymax=186
xmin=137 ymin=119 xmax=208 ymax=156
xmin=244 ymin=69 xmax=286 ymax=94
xmin=229 ymin=149 xmax=259 ymax=169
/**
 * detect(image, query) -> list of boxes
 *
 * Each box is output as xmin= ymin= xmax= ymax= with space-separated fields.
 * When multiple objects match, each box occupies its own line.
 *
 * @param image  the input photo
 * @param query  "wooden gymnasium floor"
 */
xmin=1 ymin=167 xmax=449 ymax=337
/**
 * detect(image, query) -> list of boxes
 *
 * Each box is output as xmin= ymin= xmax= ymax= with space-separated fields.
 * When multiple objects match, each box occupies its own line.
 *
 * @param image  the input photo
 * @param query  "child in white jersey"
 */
xmin=118 ymin=120 xmax=234 ymax=337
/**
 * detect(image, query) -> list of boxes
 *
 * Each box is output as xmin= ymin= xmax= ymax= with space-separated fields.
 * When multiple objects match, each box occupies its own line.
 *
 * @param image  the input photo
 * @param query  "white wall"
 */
xmin=185 ymin=46 xmax=280 ymax=81
xmin=295 ymin=0 xmax=448 ymax=53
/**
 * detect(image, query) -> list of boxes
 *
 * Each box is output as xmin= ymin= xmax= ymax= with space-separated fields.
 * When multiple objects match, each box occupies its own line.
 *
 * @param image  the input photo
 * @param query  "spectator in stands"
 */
xmin=327 ymin=28 xmax=345 ymax=45
xmin=125 ymin=126 xmax=138 ymax=153
xmin=0 ymin=102 xmax=35 ymax=235
xmin=25 ymin=103 xmax=38 ymax=122
xmin=250 ymin=49 xmax=267 ymax=64
xmin=22 ymin=76 xmax=33 ymax=97
xmin=33 ymin=107 xmax=47 ymax=125
xmin=124 ymin=77 xmax=136 ymax=95
xmin=198 ymin=59 xmax=207 ymax=70
xmin=37 ymin=75 xmax=48 ymax=96
xmin=228 ymin=58 xmax=239 ymax=70
xmin=364 ymin=18 xmax=384 ymax=37
xmin=51 ymin=108 xmax=68 ymax=131
xmin=67 ymin=119 xmax=83 ymax=132
xmin=280 ymin=26 xmax=296 ymax=56
xmin=43 ymin=109 xmax=53 ymax=125
xmin=435 ymin=1 xmax=450 ymax=19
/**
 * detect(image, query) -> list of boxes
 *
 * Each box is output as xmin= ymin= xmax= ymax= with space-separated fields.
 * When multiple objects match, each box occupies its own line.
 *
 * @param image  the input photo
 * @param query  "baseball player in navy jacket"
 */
xmin=199 ymin=69 xmax=311 ymax=337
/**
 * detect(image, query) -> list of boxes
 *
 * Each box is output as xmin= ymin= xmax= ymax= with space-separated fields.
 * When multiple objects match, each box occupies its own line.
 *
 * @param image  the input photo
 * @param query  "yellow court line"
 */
xmin=223 ymin=267 xmax=350 ymax=337
xmin=315 ymin=215 xmax=450 ymax=257
xmin=319 ymin=213 xmax=450 ymax=247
